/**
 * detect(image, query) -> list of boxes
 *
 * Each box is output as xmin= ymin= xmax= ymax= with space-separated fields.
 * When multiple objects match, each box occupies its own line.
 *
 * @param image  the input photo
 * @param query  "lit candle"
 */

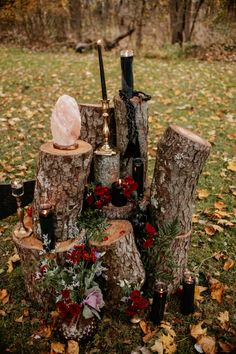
xmin=97 ymin=39 xmax=107 ymax=101
xmin=150 ymin=281 xmax=167 ymax=325
xmin=11 ymin=180 xmax=24 ymax=197
xmin=39 ymin=202 xmax=55 ymax=252
xmin=181 ymin=271 xmax=195 ymax=315
xmin=111 ymin=179 xmax=127 ymax=207
xmin=132 ymin=158 xmax=144 ymax=197
xmin=120 ymin=49 xmax=134 ymax=98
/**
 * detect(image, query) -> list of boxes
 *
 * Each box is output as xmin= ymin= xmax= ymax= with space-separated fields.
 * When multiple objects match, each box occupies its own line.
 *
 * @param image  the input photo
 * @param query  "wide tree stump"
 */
xmin=13 ymin=216 xmax=83 ymax=309
xmin=150 ymin=125 xmax=211 ymax=291
xmin=33 ymin=140 xmax=92 ymax=242
xmin=79 ymin=103 xmax=116 ymax=151
xmin=90 ymin=220 xmax=145 ymax=305
xmin=113 ymin=95 xmax=148 ymax=181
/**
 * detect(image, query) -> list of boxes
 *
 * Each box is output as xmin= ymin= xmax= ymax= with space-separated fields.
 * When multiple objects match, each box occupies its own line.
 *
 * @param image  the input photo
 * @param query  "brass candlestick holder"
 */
xmin=95 ymin=99 xmax=117 ymax=156
xmin=11 ymin=180 xmax=32 ymax=238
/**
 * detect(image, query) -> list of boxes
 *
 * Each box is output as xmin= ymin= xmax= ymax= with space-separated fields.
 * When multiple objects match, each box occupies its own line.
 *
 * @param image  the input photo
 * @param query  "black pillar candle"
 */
xmin=111 ymin=179 xmax=127 ymax=207
xmin=97 ymin=39 xmax=107 ymax=101
xmin=150 ymin=281 xmax=167 ymax=325
xmin=39 ymin=204 xmax=55 ymax=252
xmin=132 ymin=158 xmax=144 ymax=197
xmin=181 ymin=271 xmax=195 ymax=315
xmin=120 ymin=49 xmax=134 ymax=98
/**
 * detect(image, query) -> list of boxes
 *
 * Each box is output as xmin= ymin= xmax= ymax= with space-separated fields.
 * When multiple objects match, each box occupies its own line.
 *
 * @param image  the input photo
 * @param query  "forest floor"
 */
xmin=0 ymin=46 xmax=235 ymax=354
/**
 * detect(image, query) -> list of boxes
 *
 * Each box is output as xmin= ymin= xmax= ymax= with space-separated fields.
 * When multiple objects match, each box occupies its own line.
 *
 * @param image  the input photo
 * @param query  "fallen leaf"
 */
xmin=160 ymin=333 xmax=176 ymax=354
xmin=151 ymin=339 xmax=163 ymax=354
xmin=217 ymin=311 xmax=229 ymax=330
xmin=209 ymin=278 xmax=224 ymax=303
xmin=15 ymin=315 xmax=24 ymax=323
xmin=36 ymin=323 xmax=53 ymax=338
xmin=66 ymin=340 xmax=79 ymax=354
xmin=0 ymin=289 xmax=9 ymax=304
xmin=227 ymin=161 xmax=236 ymax=172
xmin=190 ymin=321 xmax=207 ymax=339
xmin=213 ymin=251 xmax=225 ymax=261
xmin=143 ymin=330 xmax=158 ymax=343
xmin=160 ymin=322 xmax=176 ymax=338
xmin=204 ymin=224 xmax=224 ymax=236
xmin=214 ymin=201 xmax=225 ymax=209
xmin=223 ymin=258 xmax=234 ymax=271
xmin=219 ymin=341 xmax=235 ymax=353
xmin=140 ymin=320 xmax=151 ymax=335
xmin=197 ymin=336 xmax=216 ymax=354
xmin=0 ymin=309 xmax=6 ymax=316
xmin=217 ymin=219 xmax=234 ymax=227
xmin=7 ymin=253 xmax=20 ymax=273
xmin=51 ymin=341 xmax=65 ymax=354
xmin=197 ymin=189 xmax=209 ymax=199
xmin=194 ymin=286 xmax=208 ymax=303
xmin=213 ymin=210 xmax=232 ymax=218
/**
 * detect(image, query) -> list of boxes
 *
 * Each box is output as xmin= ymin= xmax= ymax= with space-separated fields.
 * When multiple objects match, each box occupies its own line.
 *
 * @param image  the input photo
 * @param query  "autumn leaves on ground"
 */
xmin=0 ymin=46 xmax=235 ymax=354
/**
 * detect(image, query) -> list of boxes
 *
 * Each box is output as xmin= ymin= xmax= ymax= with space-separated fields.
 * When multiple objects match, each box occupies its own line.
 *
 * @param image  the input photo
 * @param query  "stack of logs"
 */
xmin=13 ymin=96 xmax=211 ymax=309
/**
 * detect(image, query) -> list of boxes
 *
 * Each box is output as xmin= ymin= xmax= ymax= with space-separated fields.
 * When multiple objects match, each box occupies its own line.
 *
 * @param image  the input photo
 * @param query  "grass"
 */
xmin=0 ymin=46 xmax=235 ymax=353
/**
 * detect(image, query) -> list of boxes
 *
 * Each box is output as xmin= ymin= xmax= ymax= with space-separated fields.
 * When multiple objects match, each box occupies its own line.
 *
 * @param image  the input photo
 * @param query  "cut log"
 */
xmin=33 ymin=140 xmax=92 ymax=242
xmin=13 ymin=216 xmax=83 ymax=309
xmin=113 ymin=95 xmax=148 ymax=181
xmin=150 ymin=124 xmax=211 ymax=292
xmin=90 ymin=220 xmax=145 ymax=305
xmin=79 ymin=103 xmax=116 ymax=151
xmin=93 ymin=152 xmax=120 ymax=187
xmin=101 ymin=202 xmax=134 ymax=220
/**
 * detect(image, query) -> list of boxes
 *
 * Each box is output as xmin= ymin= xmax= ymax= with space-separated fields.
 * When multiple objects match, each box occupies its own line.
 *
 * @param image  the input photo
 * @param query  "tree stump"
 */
xmin=101 ymin=202 xmax=134 ymax=220
xmin=13 ymin=216 xmax=83 ymax=309
xmin=33 ymin=140 xmax=92 ymax=242
xmin=150 ymin=125 xmax=211 ymax=292
xmin=113 ymin=95 xmax=148 ymax=181
xmin=90 ymin=220 xmax=145 ymax=305
xmin=93 ymin=152 xmax=120 ymax=187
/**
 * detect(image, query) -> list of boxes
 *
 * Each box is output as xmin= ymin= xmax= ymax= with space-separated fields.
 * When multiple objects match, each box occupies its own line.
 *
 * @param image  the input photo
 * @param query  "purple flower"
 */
xmin=83 ymin=287 xmax=104 ymax=311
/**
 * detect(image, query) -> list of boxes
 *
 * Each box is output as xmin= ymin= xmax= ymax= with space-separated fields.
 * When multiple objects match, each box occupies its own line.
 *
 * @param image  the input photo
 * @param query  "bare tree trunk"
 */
xmin=136 ymin=0 xmax=146 ymax=49
xmin=68 ymin=0 xmax=82 ymax=42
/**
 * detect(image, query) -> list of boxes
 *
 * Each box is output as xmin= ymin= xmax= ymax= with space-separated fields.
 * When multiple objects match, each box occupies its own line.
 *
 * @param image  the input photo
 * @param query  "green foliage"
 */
xmin=77 ymin=208 xmax=109 ymax=242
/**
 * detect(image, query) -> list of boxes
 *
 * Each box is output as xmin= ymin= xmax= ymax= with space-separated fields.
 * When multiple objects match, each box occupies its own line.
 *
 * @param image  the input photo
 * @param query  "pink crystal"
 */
xmin=50 ymin=95 xmax=81 ymax=148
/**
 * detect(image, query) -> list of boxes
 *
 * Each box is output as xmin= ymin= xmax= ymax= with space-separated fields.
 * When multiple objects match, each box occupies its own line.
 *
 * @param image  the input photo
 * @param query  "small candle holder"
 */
xmin=111 ymin=179 xmax=127 ymax=207
xmin=150 ymin=281 xmax=167 ymax=325
xmin=95 ymin=99 xmax=117 ymax=156
xmin=132 ymin=158 xmax=144 ymax=197
xmin=181 ymin=270 xmax=195 ymax=315
xmin=11 ymin=180 xmax=32 ymax=239
xmin=39 ymin=198 xmax=55 ymax=252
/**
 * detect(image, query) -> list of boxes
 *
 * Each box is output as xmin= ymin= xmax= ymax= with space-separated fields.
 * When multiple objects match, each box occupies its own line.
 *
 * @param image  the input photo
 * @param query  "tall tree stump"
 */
xmin=113 ymin=95 xmax=148 ymax=181
xmin=150 ymin=125 xmax=211 ymax=291
xmin=93 ymin=152 xmax=120 ymax=187
xmin=90 ymin=220 xmax=145 ymax=305
xmin=13 ymin=216 xmax=84 ymax=309
xmin=33 ymin=140 xmax=92 ymax=242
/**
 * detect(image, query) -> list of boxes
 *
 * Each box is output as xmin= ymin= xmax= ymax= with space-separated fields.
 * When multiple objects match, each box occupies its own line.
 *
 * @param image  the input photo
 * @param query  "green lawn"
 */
xmin=0 ymin=46 xmax=235 ymax=353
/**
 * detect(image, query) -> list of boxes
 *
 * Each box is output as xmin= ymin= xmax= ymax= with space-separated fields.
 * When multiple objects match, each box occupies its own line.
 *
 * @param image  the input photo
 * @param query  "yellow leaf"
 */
xmin=217 ymin=311 xmax=229 ymax=330
xmin=217 ymin=219 xmax=234 ymax=227
xmin=160 ymin=322 xmax=176 ymax=338
xmin=194 ymin=286 xmax=208 ymax=303
xmin=227 ymin=161 xmax=236 ymax=172
xmin=139 ymin=320 xmax=151 ymax=335
xmin=15 ymin=315 xmax=24 ymax=323
xmin=143 ymin=330 xmax=158 ymax=343
xmin=204 ymin=225 xmax=216 ymax=236
xmin=197 ymin=336 xmax=216 ymax=354
xmin=66 ymin=340 xmax=79 ymax=354
xmin=36 ymin=324 xmax=53 ymax=338
xmin=51 ymin=341 xmax=66 ymax=354
xmin=223 ymin=258 xmax=234 ymax=271
xmin=213 ymin=251 xmax=224 ymax=261
xmin=160 ymin=333 xmax=176 ymax=354
xmin=151 ymin=339 xmax=164 ymax=354
xmin=209 ymin=278 xmax=224 ymax=303
xmin=197 ymin=189 xmax=209 ymax=199
xmin=213 ymin=210 xmax=232 ymax=218
xmin=7 ymin=253 xmax=20 ymax=273
xmin=0 ymin=289 xmax=9 ymax=305
xmin=190 ymin=321 xmax=207 ymax=339
xmin=214 ymin=201 xmax=225 ymax=210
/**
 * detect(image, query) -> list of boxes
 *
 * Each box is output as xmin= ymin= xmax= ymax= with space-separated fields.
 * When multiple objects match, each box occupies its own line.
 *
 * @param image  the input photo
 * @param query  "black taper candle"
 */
xmin=111 ymin=179 xmax=127 ymax=207
xmin=39 ymin=204 xmax=55 ymax=252
xmin=132 ymin=158 xmax=144 ymax=197
xmin=120 ymin=49 xmax=134 ymax=98
xmin=181 ymin=272 xmax=195 ymax=315
xmin=150 ymin=281 xmax=167 ymax=325
xmin=97 ymin=40 xmax=107 ymax=100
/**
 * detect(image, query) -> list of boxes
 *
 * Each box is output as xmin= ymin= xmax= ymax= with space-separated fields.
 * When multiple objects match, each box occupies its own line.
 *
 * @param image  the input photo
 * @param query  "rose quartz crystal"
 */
xmin=51 ymin=95 xmax=81 ymax=148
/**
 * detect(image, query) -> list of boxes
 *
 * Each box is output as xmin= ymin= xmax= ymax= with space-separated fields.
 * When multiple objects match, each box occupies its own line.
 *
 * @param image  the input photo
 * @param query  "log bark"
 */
xmin=33 ymin=140 xmax=92 ymax=242
xmin=13 ymin=216 xmax=83 ymax=309
xmin=93 ymin=152 xmax=120 ymax=187
xmin=113 ymin=95 xmax=148 ymax=180
xmin=101 ymin=202 xmax=134 ymax=220
xmin=150 ymin=124 xmax=211 ymax=291
xmin=79 ymin=103 xmax=116 ymax=151
xmin=90 ymin=220 xmax=145 ymax=305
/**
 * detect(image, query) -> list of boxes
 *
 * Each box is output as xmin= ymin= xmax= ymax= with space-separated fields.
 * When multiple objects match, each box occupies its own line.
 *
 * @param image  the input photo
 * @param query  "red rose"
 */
xmin=61 ymin=289 xmax=70 ymax=300
xmin=135 ymin=297 xmax=149 ymax=310
xmin=130 ymin=290 xmax=141 ymax=302
xmin=68 ymin=303 xmax=81 ymax=317
xmin=27 ymin=207 xmax=32 ymax=217
xmin=125 ymin=304 xmax=138 ymax=317
xmin=86 ymin=194 xmax=94 ymax=205
xmin=145 ymin=223 xmax=156 ymax=236
xmin=95 ymin=200 xmax=103 ymax=209
xmin=143 ymin=237 xmax=154 ymax=249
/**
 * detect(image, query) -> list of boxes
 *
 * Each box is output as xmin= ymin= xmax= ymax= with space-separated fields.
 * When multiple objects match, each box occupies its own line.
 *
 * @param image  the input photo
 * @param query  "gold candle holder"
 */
xmin=11 ymin=180 xmax=32 ymax=239
xmin=95 ymin=99 xmax=117 ymax=156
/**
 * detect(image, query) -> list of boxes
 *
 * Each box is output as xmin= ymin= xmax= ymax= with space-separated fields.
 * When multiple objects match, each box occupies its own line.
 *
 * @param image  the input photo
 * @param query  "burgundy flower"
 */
xmin=125 ymin=304 xmax=138 ymax=317
xmin=143 ymin=237 xmax=154 ymax=249
xmin=145 ymin=223 xmax=156 ymax=236
xmin=95 ymin=200 xmax=103 ymax=209
xmin=61 ymin=289 xmax=70 ymax=300
xmin=130 ymin=290 xmax=141 ymax=302
xmin=68 ymin=303 xmax=81 ymax=317
xmin=27 ymin=207 xmax=33 ymax=217
xmin=56 ymin=300 xmax=69 ymax=318
xmin=86 ymin=194 xmax=94 ymax=206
